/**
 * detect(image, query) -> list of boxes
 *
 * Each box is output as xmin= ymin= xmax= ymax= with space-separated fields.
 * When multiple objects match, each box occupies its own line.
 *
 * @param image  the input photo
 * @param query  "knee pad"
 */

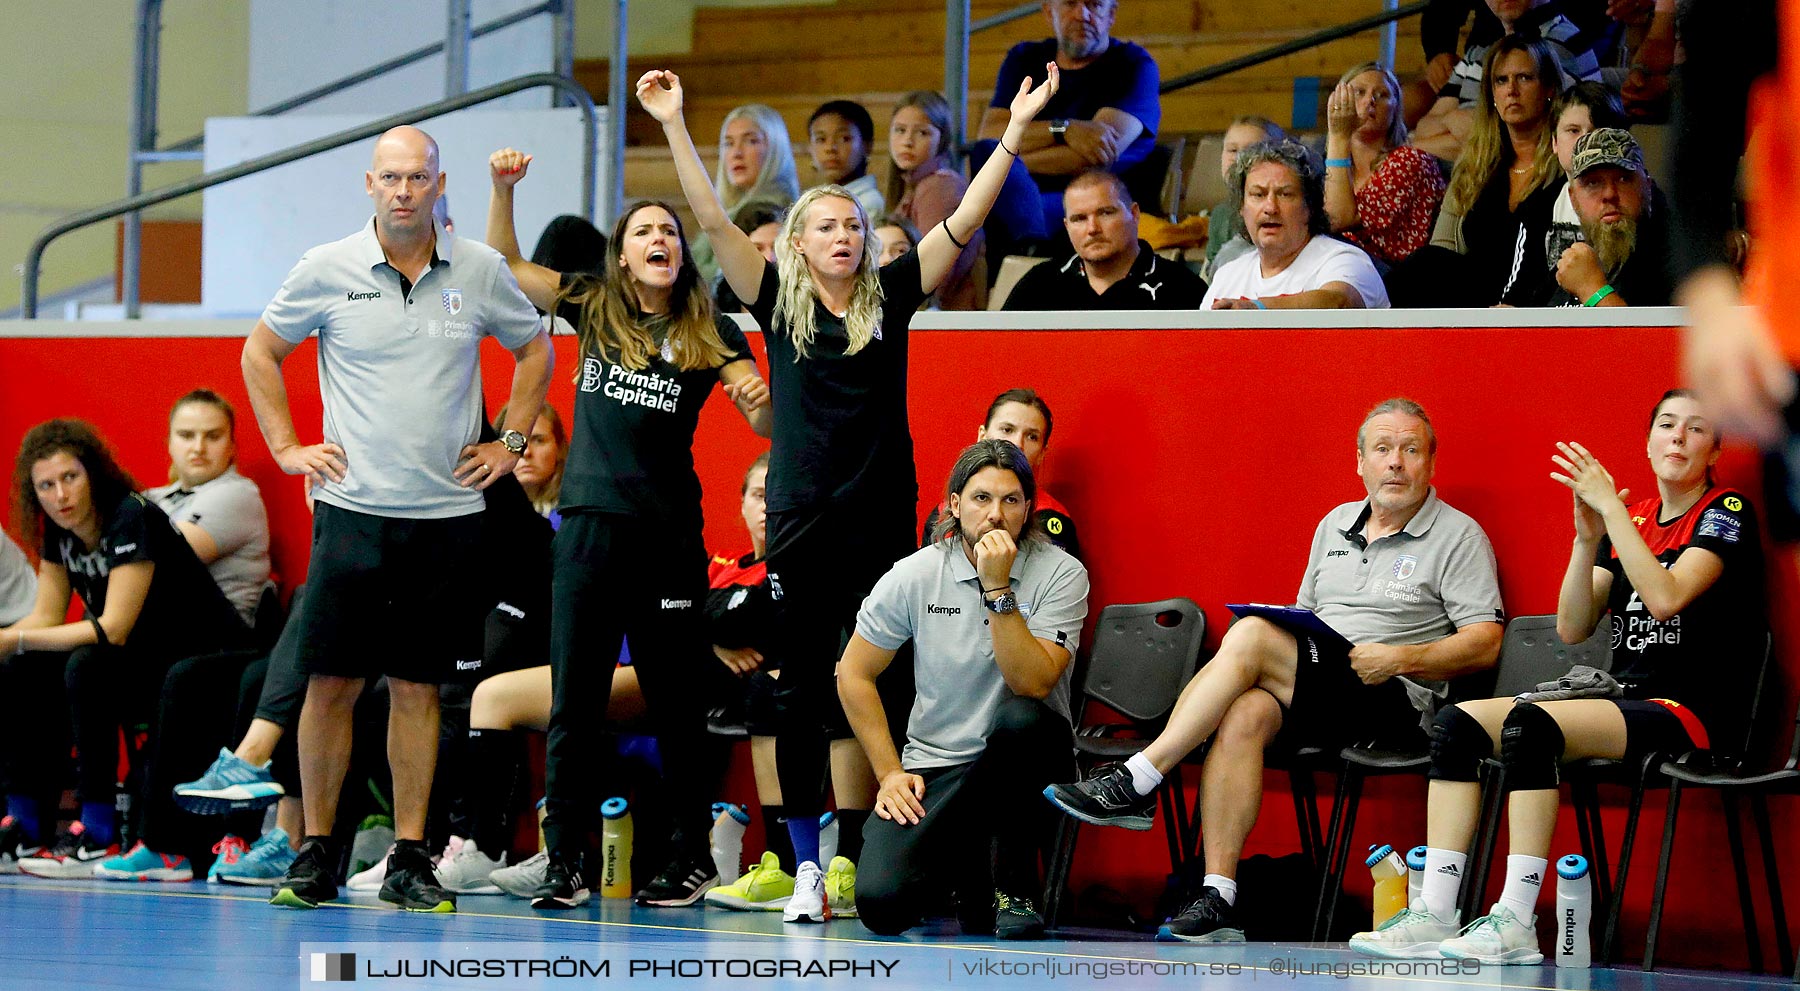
xmin=1499 ymin=703 xmax=1566 ymax=791
xmin=1428 ymin=705 xmax=1494 ymax=782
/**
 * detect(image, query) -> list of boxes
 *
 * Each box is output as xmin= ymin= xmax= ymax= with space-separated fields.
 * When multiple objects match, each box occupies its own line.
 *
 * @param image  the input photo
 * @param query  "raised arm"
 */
xmin=917 ymin=63 xmax=1060 ymax=294
xmin=485 ymin=148 xmax=563 ymax=312
xmin=637 ymin=70 xmax=767 ymax=307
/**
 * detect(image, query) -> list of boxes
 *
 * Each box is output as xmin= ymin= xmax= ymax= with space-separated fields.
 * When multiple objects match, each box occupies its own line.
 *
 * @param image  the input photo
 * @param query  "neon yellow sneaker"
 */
xmin=825 ymin=856 xmax=857 ymax=918
xmin=703 ymin=850 xmax=793 ymax=911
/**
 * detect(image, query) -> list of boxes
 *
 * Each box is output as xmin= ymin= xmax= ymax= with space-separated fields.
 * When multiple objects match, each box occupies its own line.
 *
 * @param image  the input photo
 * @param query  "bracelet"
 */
xmin=1325 ymin=157 xmax=1352 ymax=169
xmin=998 ymin=136 xmax=1018 ymax=157
xmin=1251 ymin=298 xmax=1268 ymax=310
xmin=1584 ymin=285 xmax=1616 ymax=307
xmin=941 ymin=219 xmax=969 ymax=250
xmin=981 ymin=584 xmax=1011 ymax=595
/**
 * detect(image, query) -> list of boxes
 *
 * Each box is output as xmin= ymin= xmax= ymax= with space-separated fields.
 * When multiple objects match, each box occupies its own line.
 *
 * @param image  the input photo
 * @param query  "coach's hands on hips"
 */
xmin=455 ymin=441 xmax=519 ymax=490
xmin=274 ymin=442 xmax=347 ymax=488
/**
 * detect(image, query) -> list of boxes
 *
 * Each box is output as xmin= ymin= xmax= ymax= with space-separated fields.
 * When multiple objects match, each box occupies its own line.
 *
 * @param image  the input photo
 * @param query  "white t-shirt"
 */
xmin=0 ymin=532 xmax=37 ymax=626
xmin=1201 ymin=235 xmax=1390 ymax=309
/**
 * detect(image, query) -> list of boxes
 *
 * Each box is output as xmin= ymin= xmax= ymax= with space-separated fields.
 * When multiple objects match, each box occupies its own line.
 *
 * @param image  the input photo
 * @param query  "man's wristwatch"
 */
xmin=1048 ymin=119 xmax=1069 ymax=144
xmin=499 ymin=429 xmax=527 ymax=455
xmin=984 ymin=589 xmax=1018 ymax=615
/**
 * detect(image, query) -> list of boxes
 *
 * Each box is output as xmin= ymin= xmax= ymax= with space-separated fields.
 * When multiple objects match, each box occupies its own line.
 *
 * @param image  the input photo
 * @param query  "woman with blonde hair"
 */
xmin=641 ymin=59 xmax=1058 ymax=924
xmin=1323 ymin=61 xmax=1445 ymax=267
xmin=883 ymin=91 xmax=981 ymax=309
xmin=692 ymin=104 xmax=802 ymax=284
xmin=492 ymin=401 xmax=566 ymax=522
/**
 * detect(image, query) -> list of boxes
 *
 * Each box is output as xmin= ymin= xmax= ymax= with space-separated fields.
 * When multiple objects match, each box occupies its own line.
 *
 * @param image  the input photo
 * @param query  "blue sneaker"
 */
xmin=217 ymin=828 xmax=297 ymax=888
xmin=95 ymin=841 xmax=194 ymax=882
xmin=207 ymin=834 xmax=250 ymax=884
xmin=174 ymin=748 xmax=284 ymax=815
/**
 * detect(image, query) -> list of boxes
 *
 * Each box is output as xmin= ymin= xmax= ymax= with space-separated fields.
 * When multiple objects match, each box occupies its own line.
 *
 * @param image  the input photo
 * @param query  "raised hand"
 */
xmin=1326 ymin=82 xmax=1360 ymax=139
xmin=1550 ymin=441 xmax=1628 ymax=524
xmin=1007 ymin=62 xmax=1061 ymax=127
xmin=635 ymin=69 xmax=685 ymax=124
xmin=490 ymin=148 xmax=532 ymax=188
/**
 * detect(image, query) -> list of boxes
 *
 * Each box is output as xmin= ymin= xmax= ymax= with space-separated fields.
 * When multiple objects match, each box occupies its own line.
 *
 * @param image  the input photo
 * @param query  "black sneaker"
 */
xmin=1042 ymin=764 xmax=1156 ymax=830
xmin=269 ymin=839 xmax=337 ymax=909
xmin=994 ymin=890 xmax=1046 ymax=940
xmin=635 ymin=853 xmax=719 ymax=907
xmin=379 ymin=846 xmax=456 ymax=913
xmin=1157 ymin=886 xmax=1245 ymax=943
xmin=530 ymin=851 xmax=590 ymax=910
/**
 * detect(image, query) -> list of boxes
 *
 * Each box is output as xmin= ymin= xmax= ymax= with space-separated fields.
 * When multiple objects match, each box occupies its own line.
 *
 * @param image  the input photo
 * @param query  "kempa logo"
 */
xmin=1563 ymin=908 xmax=1579 ymax=952
xmin=926 ymin=603 xmax=961 ymax=616
xmin=660 ymin=598 xmax=693 ymax=610
xmin=346 ymin=291 xmax=380 ymax=301
xmin=455 ymin=659 xmax=481 ymax=671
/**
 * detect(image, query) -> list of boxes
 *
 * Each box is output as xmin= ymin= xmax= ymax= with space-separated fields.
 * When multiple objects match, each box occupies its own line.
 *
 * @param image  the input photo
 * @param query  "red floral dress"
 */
xmin=1343 ymin=145 xmax=1445 ymax=265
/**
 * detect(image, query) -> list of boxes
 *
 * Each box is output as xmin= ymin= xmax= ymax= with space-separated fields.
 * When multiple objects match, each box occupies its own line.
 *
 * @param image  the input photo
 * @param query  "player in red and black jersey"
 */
xmin=920 ymin=389 xmax=1081 ymax=559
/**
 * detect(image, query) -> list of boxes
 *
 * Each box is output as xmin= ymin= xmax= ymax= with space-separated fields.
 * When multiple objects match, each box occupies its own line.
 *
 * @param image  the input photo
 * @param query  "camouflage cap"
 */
xmin=1570 ymin=128 xmax=1645 ymax=179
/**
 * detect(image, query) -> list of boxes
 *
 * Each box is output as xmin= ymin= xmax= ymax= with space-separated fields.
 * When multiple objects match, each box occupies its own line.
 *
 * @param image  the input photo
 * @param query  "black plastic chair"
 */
xmin=1640 ymin=643 xmax=1790 ymax=975
xmin=1309 ymin=613 xmax=1603 ymax=941
xmin=1043 ymin=598 xmax=1206 ymax=928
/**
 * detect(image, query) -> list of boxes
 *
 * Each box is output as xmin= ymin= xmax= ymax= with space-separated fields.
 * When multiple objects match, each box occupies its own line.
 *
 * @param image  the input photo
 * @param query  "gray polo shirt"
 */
xmin=147 ymin=467 xmax=271 ymax=626
xmin=261 ymin=219 xmax=543 ymax=519
xmin=857 ymin=538 xmax=1090 ymax=770
xmin=1296 ymin=488 xmax=1504 ymax=708
xmin=0 ymin=531 xmax=36 ymax=626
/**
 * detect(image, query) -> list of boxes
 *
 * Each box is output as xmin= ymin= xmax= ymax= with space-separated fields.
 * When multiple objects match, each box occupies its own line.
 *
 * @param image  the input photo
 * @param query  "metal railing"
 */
xmin=22 ymin=73 xmax=597 ymax=319
xmin=1160 ymin=1 xmax=1429 ymax=94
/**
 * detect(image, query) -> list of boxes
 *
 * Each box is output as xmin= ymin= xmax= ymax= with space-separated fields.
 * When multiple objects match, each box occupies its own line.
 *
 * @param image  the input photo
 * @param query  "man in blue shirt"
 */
xmin=977 ymin=0 xmax=1161 ymax=228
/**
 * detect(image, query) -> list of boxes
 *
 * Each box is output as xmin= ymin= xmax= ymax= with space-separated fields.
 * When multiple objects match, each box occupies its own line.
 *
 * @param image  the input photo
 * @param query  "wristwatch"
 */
xmin=1048 ymin=119 xmax=1069 ymax=144
xmin=984 ymin=589 xmax=1018 ymax=615
xmin=499 ymin=429 xmax=527 ymax=455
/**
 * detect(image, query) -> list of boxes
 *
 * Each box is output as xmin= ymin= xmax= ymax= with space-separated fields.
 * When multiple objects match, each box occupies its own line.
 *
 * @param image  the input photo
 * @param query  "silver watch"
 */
xmin=983 ymin=590 xmax=1018 ymax=615
xmin=499 ymin=429 xmax=527 ymax=455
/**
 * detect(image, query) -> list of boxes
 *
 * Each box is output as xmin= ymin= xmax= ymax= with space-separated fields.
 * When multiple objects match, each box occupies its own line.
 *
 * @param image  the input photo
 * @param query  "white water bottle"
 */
xmin=709 ymin=802 xmax=750 ymax=885
xmin=1406 ymin=845 xmax=1428 ymax=907
xmin=818 ymin=811 xmax=839 ymax=866
xmin=1555 ymin=854 xmax=1593 ymax=969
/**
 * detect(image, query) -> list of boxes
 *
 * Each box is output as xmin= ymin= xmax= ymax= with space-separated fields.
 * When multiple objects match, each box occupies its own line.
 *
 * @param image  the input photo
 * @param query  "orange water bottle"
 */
xmin=600 ymin=797 xmax=633 ymax=898
xmin=1366 ymin=843 xmax=1409 ymax=928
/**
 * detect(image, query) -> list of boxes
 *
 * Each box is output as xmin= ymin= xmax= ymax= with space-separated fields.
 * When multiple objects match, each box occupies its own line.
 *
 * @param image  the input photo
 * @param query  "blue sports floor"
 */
xmin=0 ymin=875 xmax=1785 ymax=991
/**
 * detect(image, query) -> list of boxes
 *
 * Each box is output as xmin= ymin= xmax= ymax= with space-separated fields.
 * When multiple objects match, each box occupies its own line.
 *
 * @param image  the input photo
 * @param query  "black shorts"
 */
xmin=1278 ymin=632 xmax=1427 ymax=751
xmin=290 ymin=502 xmax=484 ymax=684
xmin=1613 ymin=698 xmax=1705 ymax=766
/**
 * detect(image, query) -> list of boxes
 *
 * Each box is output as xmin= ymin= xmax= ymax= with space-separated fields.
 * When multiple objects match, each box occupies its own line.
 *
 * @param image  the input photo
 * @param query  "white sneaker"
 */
xmin=782 ymin=860 xmax=826 ymax=923
xmin=1349 ymin=900 xmax=1459 ymax=959
xmin=346 ymin=845 xmax=392 ymax=891
xmin=1439 ymin=903 xmax=1544 ymax=965
xmin=434 ymin=838 xmax=505 ymax=894
xmin=489 ymin=850 xmax=549 ymax=899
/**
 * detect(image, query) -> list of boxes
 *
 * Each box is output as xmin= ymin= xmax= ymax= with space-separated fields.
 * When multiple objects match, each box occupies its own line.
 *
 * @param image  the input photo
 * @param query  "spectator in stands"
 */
xmin=0 ymin=529 xmax=37 ymax=627
xmin=0 ymin=419 xmax=250 ymax=879
xmin=1351 ymin=390 xmax=1762 ymax=964
xmin=494 ymin=401 xmax=565 ymax=522
xmin=1412 ymin=0 xmax=1603 ymax=162
xmin=530 ymin=215 xmax=608 ymax=277
xmin=242 ymin=125 xmax=552 ymax=914
xmin=488 ymin=144 xmax=773 ymax=912
xmin=146 ymin=390 xmax=272 ymax=629
xmin=1411 ymin=35 xmax=1567 ymax=307
xmin=693 ymin=104 xmax=802 ymax=285
xmin=1324 ymin=62 xmax=1447 ymax=267
xmin=717 ymin=199 xmax=788 ymax=313
xmin=1203 ymin=141 xmax=1390 ymax=309
xmin=845 ymin=439 xmax=1089 ymax=939
xmin=885 ymin=91 xmax=984 ymax=310
xmin=1543 ymin=82 xmax=1628 ymax=284
xmin=874 ymin=214 xmax=922 ymax=268
xmin=643 ymin=60 xmax=1060 ymax=925
xmin=921 ymin=389 xmax=1082 ymax=559
xmin=1005 ymin=170 xmax=1205 ymax=310
xmin=1046 ymin=398 xmax=1503 ymax=943
xmin=809 ymin=100 xmax=885 ymax=221
xmin=1404 ymin=0 xmax=1503 ymax=126
xmin=977 ymin=0 xmax=1161 ymax=228
xmin=1204 ymin=116 xmax=1287 ymax=282
xmin=1543 ymin=128 xmax=1670 ymax=306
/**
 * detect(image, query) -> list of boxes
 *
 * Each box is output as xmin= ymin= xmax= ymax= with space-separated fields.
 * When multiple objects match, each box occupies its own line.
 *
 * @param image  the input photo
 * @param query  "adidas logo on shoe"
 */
xmin=1437 ymin=864 xmax=1461 ymax=876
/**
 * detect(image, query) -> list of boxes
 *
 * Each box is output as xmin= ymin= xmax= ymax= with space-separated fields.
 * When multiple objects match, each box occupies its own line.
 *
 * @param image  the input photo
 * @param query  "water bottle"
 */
xmin=818 ymin=811 xmax=839 ymax=867
xmin=1555 ymin=854 xmax=1593 ymax=969
xmin=535 ymin=797 xmax=548 ymax=852
xmin=1406 ymin=845 xmax=1428 ymax=907
xmin=599 ymin=797 xmax=633 ymax=898
xmin=710 ymin=802 xmax=750 ymax=885
xmin=1366 ymin=843 xmax=1409 ymax=929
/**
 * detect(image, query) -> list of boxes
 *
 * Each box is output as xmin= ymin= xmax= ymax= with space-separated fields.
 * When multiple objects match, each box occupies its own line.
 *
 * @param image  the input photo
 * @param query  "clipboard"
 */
xmin=1226 ymin=603 xmax=1353 ymax=651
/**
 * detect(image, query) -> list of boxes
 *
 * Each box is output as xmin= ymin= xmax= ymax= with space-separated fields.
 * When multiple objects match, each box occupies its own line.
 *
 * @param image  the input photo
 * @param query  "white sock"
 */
xmin=1498 ymin=854 xmax=1548 ymax=921
xmin=1123 ymin=753 xmax=1163 ymax=797
xmin=1203 ymin=874 xmax=1238 ymax=906
xmin=1420 ymin=847 xmax=1467 ymax=922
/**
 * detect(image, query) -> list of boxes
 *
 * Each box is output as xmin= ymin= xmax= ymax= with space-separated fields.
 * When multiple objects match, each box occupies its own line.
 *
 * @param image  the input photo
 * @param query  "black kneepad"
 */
xmin=1499 ymin=703 xmax=1565 ymax=791
xmin=1428 ymin=705 xmax=1494 ymax=782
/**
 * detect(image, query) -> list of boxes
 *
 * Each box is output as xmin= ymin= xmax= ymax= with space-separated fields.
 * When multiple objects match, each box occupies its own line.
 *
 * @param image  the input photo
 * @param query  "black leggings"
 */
xmin=764 ymin=501 xmax=916 ymax=821
xmin=0 ymin=645 xmax=168 ymax=810
xmin=540 ymin=512 xmax=718 ymax=862
xmin=138 ymin=648 xmax=268 ymax=860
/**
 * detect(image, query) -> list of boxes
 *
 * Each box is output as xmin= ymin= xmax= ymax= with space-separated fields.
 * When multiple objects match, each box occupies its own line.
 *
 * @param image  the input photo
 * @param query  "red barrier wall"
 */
xmin=0 ymin=322 xmax=1792 ymax=969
